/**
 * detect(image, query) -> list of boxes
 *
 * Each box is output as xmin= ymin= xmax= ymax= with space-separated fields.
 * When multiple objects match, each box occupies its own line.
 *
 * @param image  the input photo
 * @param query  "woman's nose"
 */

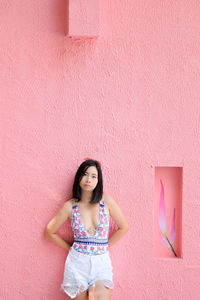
xmin=86 ymin=176 xmax=91 ymax=182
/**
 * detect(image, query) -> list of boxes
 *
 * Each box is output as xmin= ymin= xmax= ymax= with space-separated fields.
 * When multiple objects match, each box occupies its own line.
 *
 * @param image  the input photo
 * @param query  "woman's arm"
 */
xmin=44 ymin=200 xmax=72 ymax=251
xmin=104 ymin=194 xmax=129 ymax=247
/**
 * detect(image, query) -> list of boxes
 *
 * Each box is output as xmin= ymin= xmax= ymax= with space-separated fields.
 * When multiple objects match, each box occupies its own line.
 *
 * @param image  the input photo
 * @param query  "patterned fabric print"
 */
xmin=71 ymin=199 xmax=109 ymax=255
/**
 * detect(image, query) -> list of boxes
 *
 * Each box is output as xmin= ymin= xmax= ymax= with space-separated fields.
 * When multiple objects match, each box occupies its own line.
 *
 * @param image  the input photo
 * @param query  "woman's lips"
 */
xmin=85 ymin=184 xmax=91 ymax=187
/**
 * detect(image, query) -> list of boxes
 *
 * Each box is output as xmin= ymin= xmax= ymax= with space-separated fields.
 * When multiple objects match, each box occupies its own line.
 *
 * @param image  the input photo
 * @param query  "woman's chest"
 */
xmin=72 ymin=203 xmax=109 ymax=238
xmin=78 ymin=205 xmax=100 ymax=229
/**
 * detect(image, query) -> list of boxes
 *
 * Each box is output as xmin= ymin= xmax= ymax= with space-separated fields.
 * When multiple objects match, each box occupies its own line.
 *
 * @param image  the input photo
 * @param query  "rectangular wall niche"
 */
xmin=153 ymin=167 xmax=182 ymax=258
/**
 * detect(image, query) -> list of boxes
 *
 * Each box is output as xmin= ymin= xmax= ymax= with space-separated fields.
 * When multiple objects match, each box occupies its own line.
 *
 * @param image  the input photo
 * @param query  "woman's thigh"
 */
xmin=88 ymin=280 xmax=111 ymax=300
xmin=69 ymin=288 xmax=88 ymax=300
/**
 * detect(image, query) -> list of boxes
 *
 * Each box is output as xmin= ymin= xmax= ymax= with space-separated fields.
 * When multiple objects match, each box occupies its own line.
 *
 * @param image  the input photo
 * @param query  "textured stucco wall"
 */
xmin=1 ymin=1 xmax=200 ymax=299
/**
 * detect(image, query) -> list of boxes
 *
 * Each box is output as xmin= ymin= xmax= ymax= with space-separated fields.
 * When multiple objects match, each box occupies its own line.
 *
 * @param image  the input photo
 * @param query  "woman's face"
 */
xmin=79 ymin=166 xmax=98 ymax=192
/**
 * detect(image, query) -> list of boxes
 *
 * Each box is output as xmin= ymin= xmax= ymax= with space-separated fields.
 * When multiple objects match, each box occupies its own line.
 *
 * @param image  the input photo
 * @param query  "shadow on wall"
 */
xmin=52 ymin=0 xmax=68 ymax=35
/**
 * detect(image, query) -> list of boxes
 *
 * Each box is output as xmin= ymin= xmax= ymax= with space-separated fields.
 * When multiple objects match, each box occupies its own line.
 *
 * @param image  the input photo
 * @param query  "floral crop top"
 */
xmin=71 ymin=198 xmax=109 ymax=255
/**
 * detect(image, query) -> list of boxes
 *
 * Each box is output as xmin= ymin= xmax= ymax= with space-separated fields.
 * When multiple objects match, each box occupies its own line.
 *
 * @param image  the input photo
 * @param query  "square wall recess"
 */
xmin=153 ymin=167 xmax=182 ymax=258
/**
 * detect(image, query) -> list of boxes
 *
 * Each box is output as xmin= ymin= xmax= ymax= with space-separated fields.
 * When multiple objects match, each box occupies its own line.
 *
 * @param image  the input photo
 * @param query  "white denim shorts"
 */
xmin=60 ymin=247 xmax=113 ymax=299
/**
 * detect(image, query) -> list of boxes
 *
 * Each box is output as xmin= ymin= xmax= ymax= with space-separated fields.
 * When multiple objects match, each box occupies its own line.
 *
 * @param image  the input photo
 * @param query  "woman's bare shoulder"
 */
xmin=64 ymin=198 xmax=77 ymax=208
xmin=103 ymin=193 xmax=115 ymax=201
xmin=103 ymin=193 xmax=116 ymax=206
xmin=61 ymin=198 xmax=77 ymax=219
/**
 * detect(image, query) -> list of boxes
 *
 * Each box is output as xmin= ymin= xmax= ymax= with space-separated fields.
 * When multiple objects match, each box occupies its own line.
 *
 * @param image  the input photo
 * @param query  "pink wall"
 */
xmin=1 ymin=1 xmax=200 ymax=299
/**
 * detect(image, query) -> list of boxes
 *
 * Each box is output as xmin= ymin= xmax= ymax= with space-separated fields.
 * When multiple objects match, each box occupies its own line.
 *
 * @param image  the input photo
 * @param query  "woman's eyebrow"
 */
xmin=85 ymin=171 xmax=97 ymax=176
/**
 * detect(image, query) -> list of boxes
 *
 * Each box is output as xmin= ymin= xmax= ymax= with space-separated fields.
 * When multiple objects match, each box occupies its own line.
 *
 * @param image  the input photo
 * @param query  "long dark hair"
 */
xmin=72 ymin=159 xmax=103 ymax=204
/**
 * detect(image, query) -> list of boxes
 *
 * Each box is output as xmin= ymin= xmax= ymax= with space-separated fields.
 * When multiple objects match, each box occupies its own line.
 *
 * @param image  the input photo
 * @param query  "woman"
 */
xmin=44 ymin=159 xmax=129 ymax=300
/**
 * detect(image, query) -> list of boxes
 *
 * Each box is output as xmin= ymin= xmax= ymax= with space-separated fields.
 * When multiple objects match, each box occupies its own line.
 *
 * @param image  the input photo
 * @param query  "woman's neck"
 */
xmin=80 ymin=190 xmax=93 ymax=203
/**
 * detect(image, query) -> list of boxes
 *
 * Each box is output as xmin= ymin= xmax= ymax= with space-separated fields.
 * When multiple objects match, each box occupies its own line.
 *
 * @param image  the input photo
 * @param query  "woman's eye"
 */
xmin=83 ymin=173 xmax=97 ymax=178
